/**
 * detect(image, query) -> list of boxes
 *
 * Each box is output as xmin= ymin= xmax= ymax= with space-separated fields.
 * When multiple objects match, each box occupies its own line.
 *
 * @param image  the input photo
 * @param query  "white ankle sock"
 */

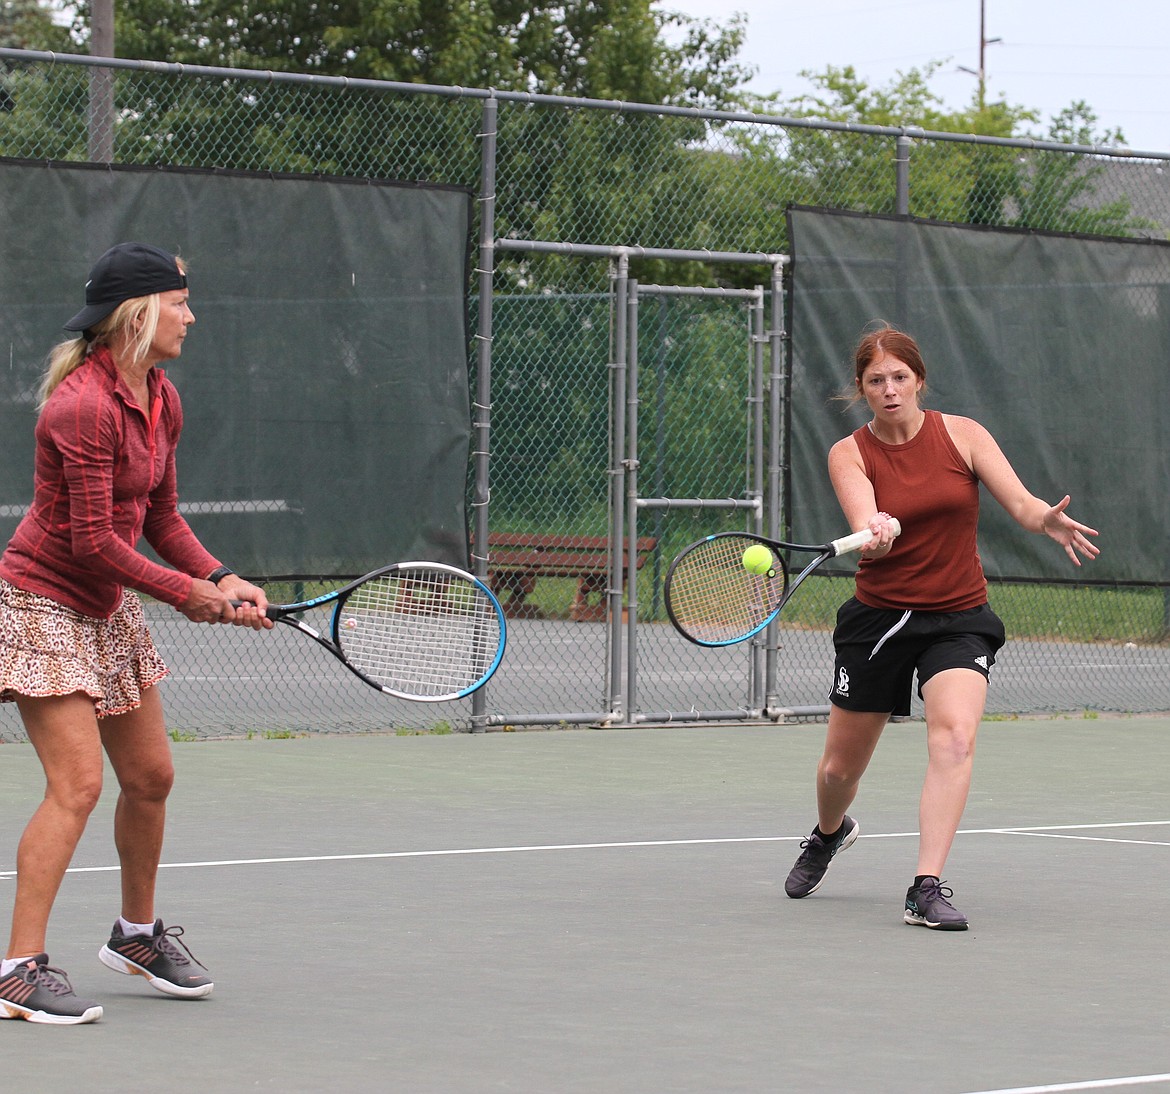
xmin=1 ymin=955 xmax=37 ymax=977
xmin=117 ymin=916 xmax=157 ymax=937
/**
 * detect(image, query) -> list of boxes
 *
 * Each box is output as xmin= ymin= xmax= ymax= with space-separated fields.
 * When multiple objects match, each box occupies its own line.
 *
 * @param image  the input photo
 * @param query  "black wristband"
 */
xmin=206 ymin=566 xmax=235 ymax=585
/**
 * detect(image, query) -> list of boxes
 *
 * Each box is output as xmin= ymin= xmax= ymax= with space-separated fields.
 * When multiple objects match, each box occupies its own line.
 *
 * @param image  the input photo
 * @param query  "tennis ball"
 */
xmin=742 ymin=544 xmax=774 ymax=575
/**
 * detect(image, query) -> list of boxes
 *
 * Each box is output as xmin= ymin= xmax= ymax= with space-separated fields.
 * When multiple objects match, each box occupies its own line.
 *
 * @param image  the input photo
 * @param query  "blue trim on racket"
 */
xmin=235 ymin=561 xmax=506 ymax=702
xmin=664 ymin=520 xmax=901 ymax=648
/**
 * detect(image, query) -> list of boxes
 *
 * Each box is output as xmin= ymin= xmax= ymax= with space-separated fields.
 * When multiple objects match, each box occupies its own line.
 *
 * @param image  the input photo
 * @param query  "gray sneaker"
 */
xmin=0 ymin=954 xmax=103 ymax=1024
xmin=784 ymin=815 xmax=860 ymax=898
xmin=904 ymin=878 xmax=969 ymax=930
xmin=99 ymin=920 xmax=214 ymax=998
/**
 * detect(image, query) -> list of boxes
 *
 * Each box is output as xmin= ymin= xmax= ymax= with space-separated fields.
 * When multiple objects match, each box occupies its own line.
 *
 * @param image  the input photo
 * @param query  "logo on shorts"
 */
xmin=974 ymin=655 xmax=988 ymax=670
xmin=835 ymin=667 xmax=850 ymax=696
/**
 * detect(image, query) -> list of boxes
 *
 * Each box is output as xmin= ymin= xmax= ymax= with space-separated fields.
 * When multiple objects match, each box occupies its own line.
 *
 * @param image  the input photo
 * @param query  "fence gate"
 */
xmin=477 ymin=242 xmax=789 ymax=729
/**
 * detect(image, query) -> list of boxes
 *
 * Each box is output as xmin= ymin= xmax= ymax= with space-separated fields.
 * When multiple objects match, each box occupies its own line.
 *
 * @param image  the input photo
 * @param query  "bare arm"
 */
xmin=943 ymin=414 xmax=1099 ymax=566
xmin=827 ymin=436 xmax=900 ymax=556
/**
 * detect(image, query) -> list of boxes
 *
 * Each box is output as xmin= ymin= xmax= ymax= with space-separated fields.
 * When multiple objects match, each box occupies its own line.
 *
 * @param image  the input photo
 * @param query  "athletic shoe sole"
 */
xmin=99 ymin=945 xmax=214 ymax=998
xmin=0 ymin=998 xmax=103 ymax=1024
xmin=0 ymin=1001 xmax=102 ymax=1024
xmin=903 ymin=910 xmax=969 ymax=931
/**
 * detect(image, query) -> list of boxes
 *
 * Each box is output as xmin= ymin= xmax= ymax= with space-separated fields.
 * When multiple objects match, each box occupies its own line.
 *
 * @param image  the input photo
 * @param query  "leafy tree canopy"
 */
xmin=1 ymin=0 xmax=71 ymax=49
xmin=67 ymin=0 xmax=754 ymax=111
xmin=4 ymin=2 xmax=1146 ymax=264
xmin=757 ymin=61 xmax=1036 ymax=139
xmin=736 ymin=63 xmax=1140 ymax=237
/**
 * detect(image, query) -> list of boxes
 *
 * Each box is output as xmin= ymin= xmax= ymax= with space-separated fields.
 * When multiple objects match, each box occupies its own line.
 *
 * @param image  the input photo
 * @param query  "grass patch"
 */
xmin=395 ymin=722 xmax=454 ymax=736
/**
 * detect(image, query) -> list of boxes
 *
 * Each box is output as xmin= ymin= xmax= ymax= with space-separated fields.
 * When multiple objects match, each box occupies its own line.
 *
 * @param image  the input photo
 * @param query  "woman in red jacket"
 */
xmin=0 ymin=243 xmax=271 ymax=1024
xmin=784 ymin=323 xmax=1099 ymax=931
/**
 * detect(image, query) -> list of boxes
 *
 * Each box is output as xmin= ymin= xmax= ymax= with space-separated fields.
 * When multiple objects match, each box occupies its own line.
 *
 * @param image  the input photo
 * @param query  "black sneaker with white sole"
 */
xmin=784 ymin=815 xmax=860 ymax=898
xmin=99 ymin=920 xmax=214 ymax=998
xmin=904 ymin=877 xmax=969 ymax=930
xmin=0 ymin=955 xmax=103 ymax=1024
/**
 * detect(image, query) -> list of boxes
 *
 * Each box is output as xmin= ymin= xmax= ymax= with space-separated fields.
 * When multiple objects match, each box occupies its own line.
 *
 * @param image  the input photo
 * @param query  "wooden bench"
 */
xmin=483 ymin=533 xmax=659 ymax=621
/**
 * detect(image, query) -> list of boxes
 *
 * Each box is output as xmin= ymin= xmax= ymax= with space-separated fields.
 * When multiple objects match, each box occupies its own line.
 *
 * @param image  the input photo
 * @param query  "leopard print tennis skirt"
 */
xmin=0 ymin=579 xmax=169 ymax=718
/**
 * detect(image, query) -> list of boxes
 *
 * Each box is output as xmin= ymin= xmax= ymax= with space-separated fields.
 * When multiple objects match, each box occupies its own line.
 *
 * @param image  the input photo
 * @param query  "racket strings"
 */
xmin=338 ymin=573 xmax=502 ymax=697
xmin=666 ymin=536 xmax=788 ymax=644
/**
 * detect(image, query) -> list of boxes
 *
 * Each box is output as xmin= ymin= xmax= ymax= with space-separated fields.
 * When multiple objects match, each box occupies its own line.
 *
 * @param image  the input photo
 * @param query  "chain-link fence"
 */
xmin=1 ymin=48 xmax=1168 ymax=740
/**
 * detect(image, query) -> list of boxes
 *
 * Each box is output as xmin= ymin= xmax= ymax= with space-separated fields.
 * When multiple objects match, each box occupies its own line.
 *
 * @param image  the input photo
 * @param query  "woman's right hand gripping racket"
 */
xmin=664 ymin=520 xmax=901 ymax=647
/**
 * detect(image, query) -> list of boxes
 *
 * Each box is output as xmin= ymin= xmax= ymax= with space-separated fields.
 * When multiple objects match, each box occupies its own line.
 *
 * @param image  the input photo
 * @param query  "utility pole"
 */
xmin=958 ymin=0 xmax=1002 ymax=111
xmin=88 ymin=0 xmax=115 ymax=162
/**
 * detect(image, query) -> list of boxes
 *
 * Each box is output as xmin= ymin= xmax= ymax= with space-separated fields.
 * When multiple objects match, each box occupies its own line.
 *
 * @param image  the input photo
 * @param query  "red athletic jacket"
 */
xmin=0 ymin=347 xmax=221 ymax=618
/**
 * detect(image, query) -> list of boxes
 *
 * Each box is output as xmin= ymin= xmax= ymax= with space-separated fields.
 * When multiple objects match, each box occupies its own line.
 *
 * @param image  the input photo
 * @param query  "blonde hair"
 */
xmin=38 ymin=257 xmax=186 ymax=412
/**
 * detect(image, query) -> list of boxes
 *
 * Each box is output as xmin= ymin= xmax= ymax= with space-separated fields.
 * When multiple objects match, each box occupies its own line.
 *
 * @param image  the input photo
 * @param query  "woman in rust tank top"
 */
xmin=784 ymin=324 xmax=1099 ymax=930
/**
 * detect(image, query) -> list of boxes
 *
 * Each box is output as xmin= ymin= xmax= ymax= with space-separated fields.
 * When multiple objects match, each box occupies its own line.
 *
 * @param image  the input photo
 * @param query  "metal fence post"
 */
xmin=764 ymin=258 xmax=788 ymax=716
xmin=469 ymin=94 xmax=498 ymax=732
xmin=607 ymin=251 xmax=631 ymax=723
xmin=625 ymin=279 xmax=641 ymax=723
xmin=895 ymin=134 xmax=911 ymax=216
xmin=894 ymin=134 xmax=911 ymax=326
xmin=748 ymin=289 xmax=766 ymax=713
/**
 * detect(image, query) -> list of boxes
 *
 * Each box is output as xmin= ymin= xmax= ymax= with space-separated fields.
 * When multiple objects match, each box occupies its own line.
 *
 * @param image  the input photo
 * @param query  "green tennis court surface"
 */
xmin=2 ymin=717 xmax=1168 ymax=1093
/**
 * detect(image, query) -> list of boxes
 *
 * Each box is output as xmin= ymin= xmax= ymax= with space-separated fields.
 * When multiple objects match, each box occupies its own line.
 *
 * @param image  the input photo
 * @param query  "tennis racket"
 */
xmin=239 ymin=562 xmax=506 ymax=701
xmin=664 ymin=519 xmax=902 ymax=647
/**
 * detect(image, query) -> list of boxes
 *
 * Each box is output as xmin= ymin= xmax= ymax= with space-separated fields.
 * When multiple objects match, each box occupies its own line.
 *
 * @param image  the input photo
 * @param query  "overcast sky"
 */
xmin=662 ymin=0 xmax=1170 ymax=154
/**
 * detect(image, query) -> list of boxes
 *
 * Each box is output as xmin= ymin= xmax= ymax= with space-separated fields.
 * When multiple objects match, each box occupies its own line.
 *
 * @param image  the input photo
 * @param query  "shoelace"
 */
xmin=149 ymin=925 xmax=208 ymax=972
xmin=796 ymin=834 xmax=829 ymax=860
xmin=22 ymin=961 xmax=80 ymax=998
xmin=920 ymin=880 xmax=957 ymax=905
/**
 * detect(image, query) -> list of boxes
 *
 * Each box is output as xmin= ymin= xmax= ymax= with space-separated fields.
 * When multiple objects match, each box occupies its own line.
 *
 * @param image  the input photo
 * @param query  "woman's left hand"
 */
xmin=1041 ymin=495 xmax=1100 ymax=566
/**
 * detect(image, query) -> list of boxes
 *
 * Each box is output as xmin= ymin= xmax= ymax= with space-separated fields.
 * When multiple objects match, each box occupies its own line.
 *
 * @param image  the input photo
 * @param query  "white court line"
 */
xmin=997 ymin=833 xmax=1170 ymax=847
xmin=0 ymin=836 xmax=801 ymax=878
xmin=983 ymin=821 xmax=1170 ymax=833
xmin=2 ymin=820 xmax=1168 ymax=880
xmin=959 ymin=1073 xmax=1170 ymax=1093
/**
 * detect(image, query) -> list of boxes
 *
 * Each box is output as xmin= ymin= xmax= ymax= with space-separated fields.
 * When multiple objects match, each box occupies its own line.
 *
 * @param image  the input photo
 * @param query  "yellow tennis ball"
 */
xmin=742 ymin=544 xmax=774 ymax=575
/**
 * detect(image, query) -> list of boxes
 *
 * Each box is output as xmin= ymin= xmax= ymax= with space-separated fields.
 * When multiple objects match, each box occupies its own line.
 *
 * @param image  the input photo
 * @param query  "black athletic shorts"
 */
xmin=828 ymin=598 xmax=1006 ymax=717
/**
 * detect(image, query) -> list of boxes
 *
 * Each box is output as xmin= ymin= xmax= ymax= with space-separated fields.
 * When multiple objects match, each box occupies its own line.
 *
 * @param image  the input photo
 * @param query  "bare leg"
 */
xmin=6 ymin=694 xmax=104 ymax=959
xmin=815 ymin=705 xmax=889 ymax=833
xmin=916 ymin=668 xmax=987 ymax=877
xmin=98 ymin=686 xmax=174 ymax=924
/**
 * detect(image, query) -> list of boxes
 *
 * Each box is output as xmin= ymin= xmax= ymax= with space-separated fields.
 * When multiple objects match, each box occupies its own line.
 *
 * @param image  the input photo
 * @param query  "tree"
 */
xmin=746 ymin=64 xmax=1036 ymax=221
xmin=6 ymin=5 xmax=1151 ymax=272
xmin=1012 ymin=103 xmax=1147 ymax=235
xmin=1 ymin=0 xmax=70 ymax=50
xmin=0 ymin=2 xmax=80 ymax=131
xmin=718 ymin=64 xmax=1146 ymax=245
xmin=73 ymin=0 xmax=753 ymax=111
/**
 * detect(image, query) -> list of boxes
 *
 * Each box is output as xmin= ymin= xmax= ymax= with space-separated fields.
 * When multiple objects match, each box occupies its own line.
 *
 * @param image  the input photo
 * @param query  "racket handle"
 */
xmin=228 ymin=598 xmax=272 ymax=614
xmin=830 ymin=517 xmax=902 ymax=556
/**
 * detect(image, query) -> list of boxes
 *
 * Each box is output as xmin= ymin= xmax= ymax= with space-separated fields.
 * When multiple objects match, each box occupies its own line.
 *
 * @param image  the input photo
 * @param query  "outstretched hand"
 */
xmin=1041 ymin=495 xmax=1099 ymax=566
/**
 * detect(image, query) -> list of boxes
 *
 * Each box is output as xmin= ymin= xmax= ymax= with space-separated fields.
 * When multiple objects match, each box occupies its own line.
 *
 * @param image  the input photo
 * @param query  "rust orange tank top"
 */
xmin=852 ymin=409 xmax=987 ymax=611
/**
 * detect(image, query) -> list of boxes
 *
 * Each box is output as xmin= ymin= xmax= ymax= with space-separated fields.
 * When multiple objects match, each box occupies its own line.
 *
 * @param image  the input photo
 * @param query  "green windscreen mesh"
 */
xmin=786 ymin=206 xmax=1170 ymax=583
xmin=0 ymin=160 xmax=473 ymax=576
